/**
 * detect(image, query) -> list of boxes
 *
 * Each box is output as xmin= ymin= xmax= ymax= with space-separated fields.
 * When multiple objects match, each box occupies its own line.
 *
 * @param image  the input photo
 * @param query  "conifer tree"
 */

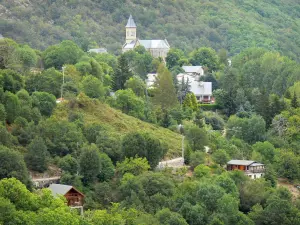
xmin=153 ymin=64 xmax=178 ymax=111
xmin=183 ymin=93 xmax=198 ymax=111
xmin=113 ymin=54 xmax=132 ymax=90
xmin=291 ymin=91 xmax=298 ymax=108
xmin=25 ymin=137 xmax=48 ymax=172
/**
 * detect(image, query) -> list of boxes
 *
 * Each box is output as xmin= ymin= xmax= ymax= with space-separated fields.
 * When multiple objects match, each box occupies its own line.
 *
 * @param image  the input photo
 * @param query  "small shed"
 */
xmin=49 ymin=184 xmax=84 ymax=207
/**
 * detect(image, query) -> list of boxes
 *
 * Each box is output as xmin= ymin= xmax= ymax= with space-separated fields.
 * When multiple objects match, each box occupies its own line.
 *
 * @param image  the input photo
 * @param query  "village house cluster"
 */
xmin=147 ymin=65 xmax=213 ymax=103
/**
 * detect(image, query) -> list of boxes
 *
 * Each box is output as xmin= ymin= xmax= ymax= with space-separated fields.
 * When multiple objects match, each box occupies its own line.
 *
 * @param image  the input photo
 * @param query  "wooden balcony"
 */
xmin=245 ymin=169 xmax=265 ymax=174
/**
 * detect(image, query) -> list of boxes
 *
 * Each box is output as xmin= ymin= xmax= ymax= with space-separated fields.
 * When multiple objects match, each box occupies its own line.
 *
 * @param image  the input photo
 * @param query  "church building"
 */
xmin=122 ymin=15 xmax=170 ymax=59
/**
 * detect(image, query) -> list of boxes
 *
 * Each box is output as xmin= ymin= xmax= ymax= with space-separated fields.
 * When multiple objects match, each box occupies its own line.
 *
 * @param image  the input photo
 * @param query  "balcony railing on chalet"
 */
xmin=245 ymin=168 xmax=265 ymax=173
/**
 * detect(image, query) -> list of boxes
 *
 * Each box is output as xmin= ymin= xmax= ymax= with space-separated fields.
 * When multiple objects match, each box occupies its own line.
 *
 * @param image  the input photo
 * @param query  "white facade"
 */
xmin=177 ymin=73 xmax=212 ymax=102
xmin=146 ymin=73 xmax=157 ymax=88
xmin=246 ymin=173 xmax=264 ymax=179
xmin=227 ymin=160 xmax=265 ymax=180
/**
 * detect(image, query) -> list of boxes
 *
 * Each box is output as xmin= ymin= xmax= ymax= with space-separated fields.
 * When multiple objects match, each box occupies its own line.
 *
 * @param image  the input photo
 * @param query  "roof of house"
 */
xmin=126 ymin=15 xmax=136 ymax=28
xmin=123 ymin=41 xmax=136 ymax=49
xmin=182 ymin=66 xmax=203 ymax=73
xmin=251 ymin=163 xmax=264 ymax=167
xmin=49 ymin=184 xmax=84 ymax=197
xmin=138 ymin=39 xmax=170 ymax=49
xmin=227 ymin=160 xmax=256 ymax=166
xmin=123 ymin=39 xmax=170 ymax=50
xmin=176 ymin=74 xmax=212 ymax=96
xmin=88 ymin=48 xmax=107 ymax=54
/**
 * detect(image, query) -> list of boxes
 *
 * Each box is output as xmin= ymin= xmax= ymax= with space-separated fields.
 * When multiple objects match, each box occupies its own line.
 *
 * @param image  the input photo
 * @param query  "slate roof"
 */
xmin=123 ymin=41 xmax=136 ymax=49
xmin=176 ymin=74 xmax=212 ymax=96
xmin=49 ymin=184 xmax=72 ymax=196
xmin=126 ymin=15 xmax=136 ymax=28
xmin=49 ymin=184 xmax=84 ymax=197
xmin=139 ymin=39 xmax=170 ymax=49
xmin=251 ymin=163 xmax=264 ymax=167
xmin=182 ymin=66 xmax=203 ymax=73
xmin=227 ymin=160 xmax=256 ymax=166
xmin=123 ymin=39 xmax=170 ymax=50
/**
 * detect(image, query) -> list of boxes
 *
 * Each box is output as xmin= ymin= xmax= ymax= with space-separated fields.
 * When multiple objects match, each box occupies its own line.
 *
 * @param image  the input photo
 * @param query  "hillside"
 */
xmin=54 ymin=98 xmax=182 ymax=158
xmin=1 ymin=0 xmax=300 ymax=59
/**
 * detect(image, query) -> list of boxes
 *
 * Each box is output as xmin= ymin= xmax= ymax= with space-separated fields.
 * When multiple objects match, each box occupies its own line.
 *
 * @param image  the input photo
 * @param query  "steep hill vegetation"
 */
xmin=1 ymin=0 xmax=300 ymax=59
xmin=54 ymin=98 xmax=182 ymax=158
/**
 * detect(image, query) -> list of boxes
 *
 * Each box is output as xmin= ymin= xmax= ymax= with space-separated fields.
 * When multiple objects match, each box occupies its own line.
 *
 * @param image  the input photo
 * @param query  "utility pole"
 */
xmin=60 ymin=66 xmax=66 ymax=100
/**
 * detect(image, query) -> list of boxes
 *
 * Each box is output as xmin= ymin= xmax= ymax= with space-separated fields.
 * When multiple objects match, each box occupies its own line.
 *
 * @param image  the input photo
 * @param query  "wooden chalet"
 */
xmin=49 ymin=184 xmax=84 ymax=207
xmin=227 ymin=160 xmax=265 ymax=179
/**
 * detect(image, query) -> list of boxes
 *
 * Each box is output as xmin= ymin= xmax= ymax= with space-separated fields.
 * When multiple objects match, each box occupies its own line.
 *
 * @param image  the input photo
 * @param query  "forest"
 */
xmin=1 ymin=0 xmax=300 ymax=59
xmin=1 ymin=29 xmax=300 ymax=224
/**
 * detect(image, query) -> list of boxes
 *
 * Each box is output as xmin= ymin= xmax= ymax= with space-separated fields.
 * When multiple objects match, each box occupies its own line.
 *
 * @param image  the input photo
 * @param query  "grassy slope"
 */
xmin=1 ymin=0 xmax=300 ymax=58
xmin=54 ymin=100 xmax=182 ymax=158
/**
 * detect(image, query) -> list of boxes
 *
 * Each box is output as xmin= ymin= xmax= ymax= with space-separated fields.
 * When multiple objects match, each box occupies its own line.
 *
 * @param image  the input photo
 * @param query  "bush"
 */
xmin=189 ymin=151 xmax=206 ymax=168
xmin=194 ymin=164 xmax=210 ymax=178
xmin=199 ymin=104 xmax=220 ymax=111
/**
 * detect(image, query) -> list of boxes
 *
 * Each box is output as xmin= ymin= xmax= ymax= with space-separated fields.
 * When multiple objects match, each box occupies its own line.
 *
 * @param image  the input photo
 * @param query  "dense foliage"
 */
xmin=1 ymin=0 xmax=300 ymax=60
xmin=1 ymin=21 xmax=300 ymax=223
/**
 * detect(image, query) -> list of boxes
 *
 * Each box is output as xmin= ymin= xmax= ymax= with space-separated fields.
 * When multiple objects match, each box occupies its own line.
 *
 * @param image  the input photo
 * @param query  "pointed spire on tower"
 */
xmin=126 ymin=14 xmax=136 ymax=28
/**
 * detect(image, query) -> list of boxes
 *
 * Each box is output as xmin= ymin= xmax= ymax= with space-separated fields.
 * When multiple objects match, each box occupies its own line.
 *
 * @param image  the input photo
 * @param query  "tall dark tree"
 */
xmin=0 ymin=145 xmax=30 ymax=186
xmin=122 ymin=132 xmax=166 ymax=169
xmin=113 ymin=54 xmax=132 ymax=90
xmin=166 ymin=48 xmax=184 ymax=69
xmin=190 ymin=47 xmax=219 ymax=72
xmin=186 ymin=127 xmax=208 ymax=151
xmin=79 ymin=144 xmax=100 ymax=185
xmin=25 ymin=137 xmax=48 ymax=172
xmin=291 ymin=91 xmax=298 ymax=108
xmin=4 ymin=92 xmax=20 ymax=124
xmin=32 ymin=92 xmax=56 ymax=117
xmin=122 ymin=132 xmax=147 ymax=158
xmin=153 ymin=64 xmax=178 ymax=111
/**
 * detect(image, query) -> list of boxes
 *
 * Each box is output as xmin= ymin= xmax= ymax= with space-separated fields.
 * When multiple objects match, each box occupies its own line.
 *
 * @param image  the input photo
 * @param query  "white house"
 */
xmin=177 ymin=73 xmax=212 ymax=103
xmin=146 ymin=71 xmax=212 ymax=103
xmin=227 ymin=160 xmax=265 ymax=179
xmin=122 ymin=15 xmax=170 ymax=59
xmin=146 ymin=73 xmax=157 ymax=88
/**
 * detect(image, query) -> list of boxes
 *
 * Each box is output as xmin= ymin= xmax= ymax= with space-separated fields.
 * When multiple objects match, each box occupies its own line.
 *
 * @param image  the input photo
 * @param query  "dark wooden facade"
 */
xmin=64 ymin=187 xmax=84 ymax=207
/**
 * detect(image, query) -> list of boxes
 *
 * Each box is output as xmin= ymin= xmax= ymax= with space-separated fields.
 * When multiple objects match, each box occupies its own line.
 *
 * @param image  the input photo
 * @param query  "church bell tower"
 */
xmin=125 ymin=15 xmax=137 ymax=44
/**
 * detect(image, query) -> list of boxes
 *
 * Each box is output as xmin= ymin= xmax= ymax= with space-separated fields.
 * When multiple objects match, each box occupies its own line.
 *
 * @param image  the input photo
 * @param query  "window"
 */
xmin=131 ymin=31 xmax=135 ymax=36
